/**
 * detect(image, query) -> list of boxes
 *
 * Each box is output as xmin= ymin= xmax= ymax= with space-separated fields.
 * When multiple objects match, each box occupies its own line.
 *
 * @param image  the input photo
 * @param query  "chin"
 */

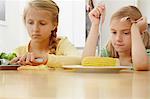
xmin=115 ymin=48 xmax=130 ymax=53
xmin=32 ymin=39 xmax=42 ymax=42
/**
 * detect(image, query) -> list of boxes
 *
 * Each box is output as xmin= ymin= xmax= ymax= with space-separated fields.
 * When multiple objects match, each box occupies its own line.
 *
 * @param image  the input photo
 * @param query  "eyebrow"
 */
xmin=27 ymin=19 xmax=48 ymax=22
xmin=110 ymin=28 xmax=130 ymax=31
xmin=110 ymin=28 xmax=116 ymax=31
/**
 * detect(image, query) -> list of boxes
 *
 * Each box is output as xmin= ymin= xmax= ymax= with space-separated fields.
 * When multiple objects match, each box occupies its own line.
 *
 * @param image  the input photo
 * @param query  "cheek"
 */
xmin=124 ymin=36 xmax=131 ymax=47
xmin=42 ymin=26 xmax=52 ymax=33
xmin=41 ymin=26 xmax=52 ymax=37
xmin=26 ymin=23 xmax=33 ymax=30
xmin=43 ymin=24 xmax=54 ymax=31
xmin=127 ymin=38 xmax=131 ymax=46
xmin=26 ymin=25 xmax=32 ymax=35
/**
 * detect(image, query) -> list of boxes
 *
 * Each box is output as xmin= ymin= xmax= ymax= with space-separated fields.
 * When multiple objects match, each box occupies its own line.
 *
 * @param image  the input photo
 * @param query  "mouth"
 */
xmin=32 ymin=34 xmax=41 ymax=38
xmin=114 ymin=43 xmax=124 ymax=47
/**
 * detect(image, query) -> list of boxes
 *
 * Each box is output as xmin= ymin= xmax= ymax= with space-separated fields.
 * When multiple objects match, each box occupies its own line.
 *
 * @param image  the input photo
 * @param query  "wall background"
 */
xmin=0 ymin=0 xmax=86 ymax=53
xmin=0 ymin=0 xmax=149 ymax=54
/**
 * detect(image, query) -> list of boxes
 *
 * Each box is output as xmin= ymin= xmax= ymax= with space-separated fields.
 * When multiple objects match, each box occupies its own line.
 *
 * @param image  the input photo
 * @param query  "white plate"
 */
xmin=62 ymin=65 xmax=133 ymax=73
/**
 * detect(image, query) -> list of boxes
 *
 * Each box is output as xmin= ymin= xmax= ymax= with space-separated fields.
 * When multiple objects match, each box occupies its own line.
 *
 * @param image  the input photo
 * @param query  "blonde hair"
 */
xmin=107 ymin=5 xmax=150 ymax=58
xmin=24 ymin=0 xmax=60 ymax=54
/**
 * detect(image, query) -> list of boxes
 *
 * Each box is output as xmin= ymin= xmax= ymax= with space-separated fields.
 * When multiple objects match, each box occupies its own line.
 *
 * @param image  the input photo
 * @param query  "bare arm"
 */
xmin=82 ymin=4 xmax=105 ymax=58
xmin=131 ymin=17 xmax=149 ymax=70
xmin=82 ymin=24 xmax=99 ymax=57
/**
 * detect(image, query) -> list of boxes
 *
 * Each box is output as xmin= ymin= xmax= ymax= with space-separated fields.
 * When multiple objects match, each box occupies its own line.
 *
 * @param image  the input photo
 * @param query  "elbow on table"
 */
xmin=134 ymin=63 xmax=150 ymax=71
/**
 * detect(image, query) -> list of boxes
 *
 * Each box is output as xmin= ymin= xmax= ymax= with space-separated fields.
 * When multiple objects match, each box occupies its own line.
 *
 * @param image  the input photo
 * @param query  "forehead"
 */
xmin=110 ymin=18 xmax=132 ymax=31
xmin=26 ymin=7 xmax=52 ymax=20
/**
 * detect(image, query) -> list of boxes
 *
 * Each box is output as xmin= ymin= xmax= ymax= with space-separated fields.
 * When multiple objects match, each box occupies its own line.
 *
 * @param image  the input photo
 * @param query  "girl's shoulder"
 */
xmin=15 ymin=44 xmax=28 ymax=52
xmin=14 ymin=44 xmax=28 ymax=57
xmin=57 ymin=36 xmax=71 ymax=46
xmin=56 ymin=36 xmax=79 ymax=55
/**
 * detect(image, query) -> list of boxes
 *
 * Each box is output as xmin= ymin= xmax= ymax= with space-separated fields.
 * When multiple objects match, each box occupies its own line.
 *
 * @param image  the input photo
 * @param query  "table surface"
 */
xmin=0 ymin=69 xmax=150 ymax=99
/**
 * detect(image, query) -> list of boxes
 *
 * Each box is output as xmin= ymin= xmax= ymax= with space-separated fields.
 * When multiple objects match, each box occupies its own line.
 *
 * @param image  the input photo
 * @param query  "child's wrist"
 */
xmin=131 ymin=24 xmax=140 ymax=33
xmin=91 ymin=23 xmax=100 ymax=30
xmin=91 ymin=23 xmax=99 ymax=27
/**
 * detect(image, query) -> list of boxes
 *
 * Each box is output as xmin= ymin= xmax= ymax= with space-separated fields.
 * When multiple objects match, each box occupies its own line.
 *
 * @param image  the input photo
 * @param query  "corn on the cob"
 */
xmin=82 ymin=57 xmax=119 ymax=66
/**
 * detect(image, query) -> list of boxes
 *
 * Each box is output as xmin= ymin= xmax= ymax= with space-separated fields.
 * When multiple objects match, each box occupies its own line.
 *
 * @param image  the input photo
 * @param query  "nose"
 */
xmin=116 ymin=33 xmax=123 ymax=42
xmin=33 ymin=23 xmax=40 ymax=33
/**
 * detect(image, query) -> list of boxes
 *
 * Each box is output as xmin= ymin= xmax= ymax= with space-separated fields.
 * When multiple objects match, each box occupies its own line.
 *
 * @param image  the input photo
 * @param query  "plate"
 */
xmin=0 ymin=65 xmax=20 ymax=70
xmin=62 ymin=65 xmax=133 ymax=73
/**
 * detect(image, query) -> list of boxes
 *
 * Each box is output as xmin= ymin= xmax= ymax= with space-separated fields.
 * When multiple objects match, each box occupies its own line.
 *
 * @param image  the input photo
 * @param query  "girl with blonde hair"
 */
xmin=11 ymin=0 xmax=81 ymax=70
xmin=82 ymin=4 xmax=150 ymax=70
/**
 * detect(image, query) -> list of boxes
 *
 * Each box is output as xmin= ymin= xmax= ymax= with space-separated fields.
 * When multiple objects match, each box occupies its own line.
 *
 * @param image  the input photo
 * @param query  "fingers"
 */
xmin=9 ymin=57 xmax=20 ymax=64
xmin=88 ymin=4 xmax=105 ymax=25
xmin=97 ymin=4 xmax=105 ymax=14
xmin=30 ymin=52 xmax=35 ymax=62
xmin=42 ymin=56 xmax=48 ymax=65
xmin=25 ymin=53 xmax=32 ymax=65
xmin=131 ymin=16 xmax=148 ymax=34
xmin=137 ymin=16 xmax=146 ymax=22
xmin=31 ymin=53 xmax=48 ymax=65
xmin=29 ymin=52 xmax=48 ymax=66
xmin=89 ymin=4 xmax=105 ymax=19
xmin=27 ymin=53 xmax=40 ymax=66
xmin=16 ymin=52 xmax=48 ymax=66
xmin=17 ymin=55 xmax=27 ymax=65
xmin=86 ymin=4 xmax=93 ymax=12
xmin=89 ymin=8 xmax=99 ymax=19
xmin=17 ymin=53 xmax=30 ymax=65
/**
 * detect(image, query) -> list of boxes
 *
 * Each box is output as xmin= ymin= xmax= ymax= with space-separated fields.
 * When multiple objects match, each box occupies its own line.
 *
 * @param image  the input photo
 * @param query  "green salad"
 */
xmin=0 ymin=52 xmax=17 ymax=65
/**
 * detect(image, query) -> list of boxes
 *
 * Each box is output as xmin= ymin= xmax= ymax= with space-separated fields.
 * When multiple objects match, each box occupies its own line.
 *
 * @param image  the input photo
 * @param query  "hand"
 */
xmin=9 ymin=56 xmax=21 ymax=65
xmin=131 ymin=17 xmax=148 ymax=34
xmin=86 ymin=4 xmax=93 ymax=12
xmin=28 ymin=52 xmax=48 ymax=66
xmin=14 ymin=52 xmax=48 ymax=66
xmin=88 ymin=4 xmax=105 ymax=25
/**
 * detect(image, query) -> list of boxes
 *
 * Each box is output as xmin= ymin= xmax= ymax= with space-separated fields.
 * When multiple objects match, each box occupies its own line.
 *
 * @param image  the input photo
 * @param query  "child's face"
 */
xmin=110 ymin=18 xmax=132 ymax=53
xmin=25 ymin=7 xmax=55 ymax=42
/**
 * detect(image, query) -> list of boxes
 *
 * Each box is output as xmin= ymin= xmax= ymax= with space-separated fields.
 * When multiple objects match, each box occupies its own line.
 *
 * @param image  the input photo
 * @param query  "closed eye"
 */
xmin=40 ymin=21 xmax=47 ymax=25
xmin=111 ymin=32 xmax=117 ymax=34
xmin=28 ymin=21 xmax=34 ymax=25
xmin=40 ymin=22 xmax=46 ymax=25
xmin=123 ymin=32 xmax=130 ymax=35
xmin=124 ymin=32 xmax=129 ymax=34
